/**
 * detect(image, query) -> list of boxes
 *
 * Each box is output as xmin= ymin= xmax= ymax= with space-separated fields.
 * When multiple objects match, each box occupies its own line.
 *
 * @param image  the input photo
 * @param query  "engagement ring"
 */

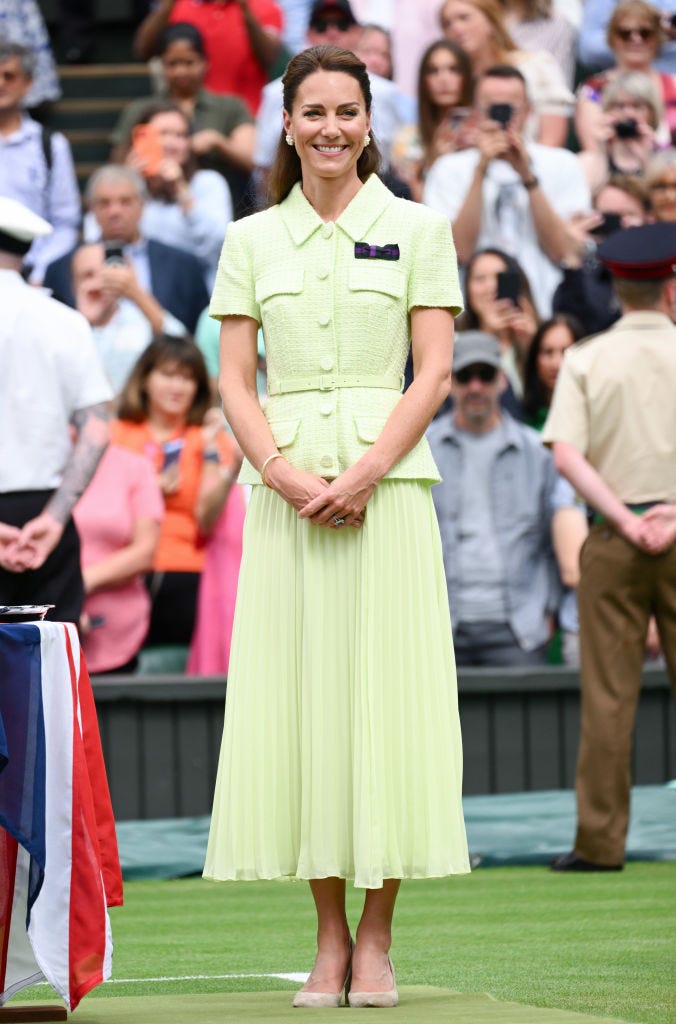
xmin=332 ymin=516 xmax=345 ymax=527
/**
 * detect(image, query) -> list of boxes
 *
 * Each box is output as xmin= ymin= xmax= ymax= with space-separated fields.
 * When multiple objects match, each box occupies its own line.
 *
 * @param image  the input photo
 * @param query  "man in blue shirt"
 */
xmin=0 ymin=41 xmax=80 ymax=284
xmin=428 ymin=332 xmax=569 ymax=667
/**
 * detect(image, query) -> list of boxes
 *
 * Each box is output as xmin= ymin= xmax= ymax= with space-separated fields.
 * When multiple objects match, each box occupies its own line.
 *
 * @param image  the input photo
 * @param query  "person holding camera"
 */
xmin=43 ymin=165 xmax=210 ymax=335
xmin=423 ymin=63 xmax=590 ymax=317
xmin=577 ymin=71 xmax=665 ymax=192
xmin=553 ymin=173 xmax=651 ymax=335
xmin=576 ymin=0 xmax=676 ymax=152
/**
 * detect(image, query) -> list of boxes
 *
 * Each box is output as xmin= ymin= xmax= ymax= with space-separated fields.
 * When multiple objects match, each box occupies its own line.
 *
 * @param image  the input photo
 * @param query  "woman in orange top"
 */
xmin=113 ymin=334 xmax=241 ymax=646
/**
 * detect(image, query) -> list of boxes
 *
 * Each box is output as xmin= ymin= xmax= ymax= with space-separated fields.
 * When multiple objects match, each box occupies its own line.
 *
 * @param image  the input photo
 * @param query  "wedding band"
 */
xmin=332 ymin=515 xmax=345 ymax=527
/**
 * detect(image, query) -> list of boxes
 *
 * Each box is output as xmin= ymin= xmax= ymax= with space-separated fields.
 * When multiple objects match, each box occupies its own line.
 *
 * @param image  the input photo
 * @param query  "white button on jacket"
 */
xmin=209 ymin=174 xmax=463 ymax=485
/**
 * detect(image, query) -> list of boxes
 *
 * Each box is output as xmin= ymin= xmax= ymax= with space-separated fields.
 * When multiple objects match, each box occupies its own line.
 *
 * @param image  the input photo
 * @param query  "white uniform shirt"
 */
xmin=423 ymin=142 xmax=590 ymax=317
xmin=0 ymin=271 xmax=112 ymax=491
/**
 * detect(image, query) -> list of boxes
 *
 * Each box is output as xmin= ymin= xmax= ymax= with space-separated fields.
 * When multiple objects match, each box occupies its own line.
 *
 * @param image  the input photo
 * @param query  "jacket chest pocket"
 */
xmin=255 ymin=269 xmax=304 ymax=331
xmin=348 ymin=263 xmax=405 ymax=332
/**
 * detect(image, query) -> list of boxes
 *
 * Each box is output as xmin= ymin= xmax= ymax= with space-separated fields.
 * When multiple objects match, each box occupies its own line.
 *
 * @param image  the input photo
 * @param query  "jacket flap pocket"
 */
xmin=355 ymin=416 xmax=387 ymax=444
xmin=348 ymin=263 xmax=405 ymax=298
xmin=255 ymin=269 xmax=304 ymax=303
xmin=268 ymin=417 xmax=301 ymax=449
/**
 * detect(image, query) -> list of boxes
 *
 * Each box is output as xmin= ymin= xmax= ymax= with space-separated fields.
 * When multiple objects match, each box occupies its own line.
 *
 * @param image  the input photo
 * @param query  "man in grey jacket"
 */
xmin=428 ymin=331 xmax=569 ymax=667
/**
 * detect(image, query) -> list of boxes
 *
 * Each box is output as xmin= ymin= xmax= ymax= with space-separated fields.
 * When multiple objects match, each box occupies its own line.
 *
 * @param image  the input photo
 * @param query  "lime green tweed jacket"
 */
xmin=209 ymin=173 xmax=463 ymax=485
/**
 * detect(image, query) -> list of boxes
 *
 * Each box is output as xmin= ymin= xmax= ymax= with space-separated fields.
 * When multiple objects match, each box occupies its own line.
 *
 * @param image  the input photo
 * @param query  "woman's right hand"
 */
xmin=264 ymin=458 xmax=330 ymax=513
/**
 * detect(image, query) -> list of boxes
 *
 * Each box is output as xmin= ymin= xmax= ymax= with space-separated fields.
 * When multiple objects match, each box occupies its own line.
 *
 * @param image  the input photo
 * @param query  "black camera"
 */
xmin=614 ymin=118 xmax=639 ymax=139
xmin=487 ymin=103 xmax=513 ymax=128
xmin=103 ymin=240 xmax=126 ymax=265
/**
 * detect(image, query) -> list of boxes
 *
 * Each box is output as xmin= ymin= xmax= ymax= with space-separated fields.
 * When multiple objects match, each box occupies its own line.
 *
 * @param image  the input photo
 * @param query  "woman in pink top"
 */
xmin=74 ymin=444 xmax=164 ymax=674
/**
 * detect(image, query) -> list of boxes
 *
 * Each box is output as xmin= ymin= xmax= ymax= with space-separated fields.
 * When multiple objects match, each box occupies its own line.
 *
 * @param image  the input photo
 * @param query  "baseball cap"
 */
xmin=453 ymin=331 xmax=502 ymax=374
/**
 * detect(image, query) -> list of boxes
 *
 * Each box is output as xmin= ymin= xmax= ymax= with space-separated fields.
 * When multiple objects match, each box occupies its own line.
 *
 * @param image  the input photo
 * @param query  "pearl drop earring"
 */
xmin=285 ymin=133 xmax=294 ymax=146
xmin=363 ymin=134 xmax=371 ymax=147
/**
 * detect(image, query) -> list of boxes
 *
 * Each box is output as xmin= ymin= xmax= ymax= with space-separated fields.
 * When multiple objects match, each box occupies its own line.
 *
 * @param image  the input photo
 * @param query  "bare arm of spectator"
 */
xmin=28 ymin=133 xmax=81 ymax=284
xmin=191 ymin=124 xmax=256 ymax=173
xmin=552 ymin=505 xmax=588 ymax=587
xmin=194 ymin=412 xmax=243 ymax=535
xmin=83 ymin=517 xmax=161 ymax=594
xmin=236 ymin=0 xmax=282 ymax=72
xmin=448 ymin=124 xmax=506 ymax=262
xmin=538 ymin=112 xmax=569 ymax=148
xmin=11 ymin=404 xmax=111 ymax=572
xmin=503 ymin=128 xmax=573 ymax=265
xmin=134 ymin=0 xmax=175 ymax=61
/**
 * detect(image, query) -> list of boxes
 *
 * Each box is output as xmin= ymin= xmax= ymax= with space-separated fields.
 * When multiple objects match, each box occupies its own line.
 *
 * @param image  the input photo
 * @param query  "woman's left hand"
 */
xmin=298 ymin=463 xmax=377 ymax=528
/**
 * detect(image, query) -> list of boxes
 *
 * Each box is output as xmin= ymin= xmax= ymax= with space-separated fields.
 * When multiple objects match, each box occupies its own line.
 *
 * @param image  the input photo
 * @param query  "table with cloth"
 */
xmin=0 ymin=621 xmax=122 ymax=1015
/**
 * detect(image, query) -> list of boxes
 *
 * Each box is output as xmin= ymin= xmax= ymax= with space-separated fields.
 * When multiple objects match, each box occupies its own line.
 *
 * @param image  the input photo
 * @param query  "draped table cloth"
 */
xmin=0 ymin=622 xmax=122 ymax=1012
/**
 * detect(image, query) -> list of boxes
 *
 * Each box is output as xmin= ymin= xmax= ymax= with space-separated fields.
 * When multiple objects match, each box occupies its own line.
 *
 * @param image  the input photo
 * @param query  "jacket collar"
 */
xmin=278 ymin=173 xmax=393 ymax=246
xmin=437 ymin=410 xmax=526 ymax=452
xmin=612 ymin=310 xmax=675 ymax=331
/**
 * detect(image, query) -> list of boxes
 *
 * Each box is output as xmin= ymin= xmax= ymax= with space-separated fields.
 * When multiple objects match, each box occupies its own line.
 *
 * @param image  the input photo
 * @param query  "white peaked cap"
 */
xmin=0 ymin=197 xmax=53 ymax=242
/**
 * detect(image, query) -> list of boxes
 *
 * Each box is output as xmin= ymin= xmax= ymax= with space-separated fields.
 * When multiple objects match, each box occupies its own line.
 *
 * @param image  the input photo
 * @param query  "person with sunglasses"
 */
xmin=576 ymin=0 xmax=676 ymax=152
xmin=579 ymin=0 xmax=676 ymax=76
xmin=428 ymin=331 xmax=571 ymax=667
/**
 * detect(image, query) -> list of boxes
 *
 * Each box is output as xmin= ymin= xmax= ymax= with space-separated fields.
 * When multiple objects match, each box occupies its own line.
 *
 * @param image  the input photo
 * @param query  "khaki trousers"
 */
xmin=575 ymin=525 xmax=676 ymax=865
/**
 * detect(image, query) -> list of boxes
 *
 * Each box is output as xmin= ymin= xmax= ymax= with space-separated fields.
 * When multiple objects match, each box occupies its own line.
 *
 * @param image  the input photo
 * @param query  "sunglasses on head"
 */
xmin=454 ymin=364 xmax=498 ymax=385
xmin=312 ymin=17 xmax=352 ymax=32
xmin=615 ymin=26 xmax=655 ymax=41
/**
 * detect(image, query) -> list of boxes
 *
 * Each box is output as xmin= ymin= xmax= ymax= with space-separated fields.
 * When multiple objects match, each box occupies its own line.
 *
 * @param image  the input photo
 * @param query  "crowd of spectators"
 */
xmin=1 ymin=0 xmax=674 ymax=674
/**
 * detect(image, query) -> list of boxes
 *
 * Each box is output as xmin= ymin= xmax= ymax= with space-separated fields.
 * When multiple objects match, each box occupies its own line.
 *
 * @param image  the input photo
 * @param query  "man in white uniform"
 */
xmin=0 ymin=198 xmax=112 ymax=623
xmin=423 ymin=64 xmax=590 ymax=318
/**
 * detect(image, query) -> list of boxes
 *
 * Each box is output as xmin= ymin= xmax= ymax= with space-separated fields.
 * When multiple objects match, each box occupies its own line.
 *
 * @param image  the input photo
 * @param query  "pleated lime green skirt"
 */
xmin=204 ymin=480 xmax=470 ymax=889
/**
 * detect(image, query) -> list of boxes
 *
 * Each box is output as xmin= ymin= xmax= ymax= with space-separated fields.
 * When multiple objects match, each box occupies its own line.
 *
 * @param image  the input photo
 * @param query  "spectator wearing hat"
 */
xmin=0 ymin=41 xmax=80 ymax=285
xmin=0 ymin=197 xmax=112 ymax=623
xmin=254 ymin=0 xmax=414 ymax=189
xmin=544 ymin=221 xmax=676 ymax=872
xmin=427 ymin=331 xmax=571 ymax=667
xmin=133 ymin=0 xmax=284 ymax=116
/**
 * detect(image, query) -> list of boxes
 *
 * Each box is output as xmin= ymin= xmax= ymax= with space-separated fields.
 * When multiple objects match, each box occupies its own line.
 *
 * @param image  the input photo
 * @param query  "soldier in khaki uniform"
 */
xmin=543 ymin=222 xmax=676 ymax=871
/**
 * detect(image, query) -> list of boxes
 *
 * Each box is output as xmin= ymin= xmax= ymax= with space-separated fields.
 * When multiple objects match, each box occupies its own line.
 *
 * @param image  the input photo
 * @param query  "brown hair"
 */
xmin=417 ymin=40 xmax=473 ymax=152
xmin=268 ymin=45 xmax=382 ymax=206
xmin=497 ymin=0 xmax=551 ymax=17
xmin=607 ymin=1 xmax=664 ymax=51
xmin=595 ymin=173 xmax=651 ymax=212
xmin=117 ymin=334 xmax=211 ymax=425
xmin=440 ymin=0 xmax=517 ymax=58
xmin=613 ymin=276 xmax=670 ymax=307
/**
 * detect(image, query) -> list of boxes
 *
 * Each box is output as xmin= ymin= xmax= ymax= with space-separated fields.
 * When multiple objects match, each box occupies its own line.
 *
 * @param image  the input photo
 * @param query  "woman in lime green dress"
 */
xmin=204 ymin=44 xmax=470 ymax=1008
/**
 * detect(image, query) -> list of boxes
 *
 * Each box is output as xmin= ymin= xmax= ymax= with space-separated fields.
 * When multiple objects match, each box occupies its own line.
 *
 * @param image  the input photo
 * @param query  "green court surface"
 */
xmin=13 ymin=863 xmax=676 ymax=1024
xmin=38 ymin=988 xmax=638 ymax=1024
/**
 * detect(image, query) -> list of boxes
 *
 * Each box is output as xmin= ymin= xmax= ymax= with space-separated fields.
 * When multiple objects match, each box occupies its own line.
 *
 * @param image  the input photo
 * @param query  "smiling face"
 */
xmin=144 ymin=360 xmax=198 ymax=422
xmin=536 ymin=323 xmax=574 ymax=396
xmin=283 ymin=69 xmax=370 ymax=187
xmin=610 ymin=16 xmax=659 ymax=70
xmin=440 ymin=0 xmax=493 ymax=60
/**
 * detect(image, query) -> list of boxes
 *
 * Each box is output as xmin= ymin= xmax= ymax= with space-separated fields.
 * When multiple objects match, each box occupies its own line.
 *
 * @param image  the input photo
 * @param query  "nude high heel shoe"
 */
xmin=292 ymin=941 xmax=353 ymax=1008
xmin=348 ymin=956 xmax=398 ymax=1008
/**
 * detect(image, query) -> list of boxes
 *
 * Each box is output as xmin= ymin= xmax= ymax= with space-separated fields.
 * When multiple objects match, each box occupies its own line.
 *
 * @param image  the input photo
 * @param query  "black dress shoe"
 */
xmin=550 ymin=851 xmax=623 ymax=872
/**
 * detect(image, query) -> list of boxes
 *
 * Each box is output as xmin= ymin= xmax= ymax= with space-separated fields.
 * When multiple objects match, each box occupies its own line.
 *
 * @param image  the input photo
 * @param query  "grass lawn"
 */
xmin=66 ymin=862 xmax=676 ymax=1024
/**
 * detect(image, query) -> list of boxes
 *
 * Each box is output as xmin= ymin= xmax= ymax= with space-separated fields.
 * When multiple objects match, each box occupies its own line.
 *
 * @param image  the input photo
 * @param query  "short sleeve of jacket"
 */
xmin=407 ymin=213 xmax=463 ymax=316
xmin=209 ymin=221 xmax=260 ymax=323
xmin=541 ymin=352 xmax=589 ymax=454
